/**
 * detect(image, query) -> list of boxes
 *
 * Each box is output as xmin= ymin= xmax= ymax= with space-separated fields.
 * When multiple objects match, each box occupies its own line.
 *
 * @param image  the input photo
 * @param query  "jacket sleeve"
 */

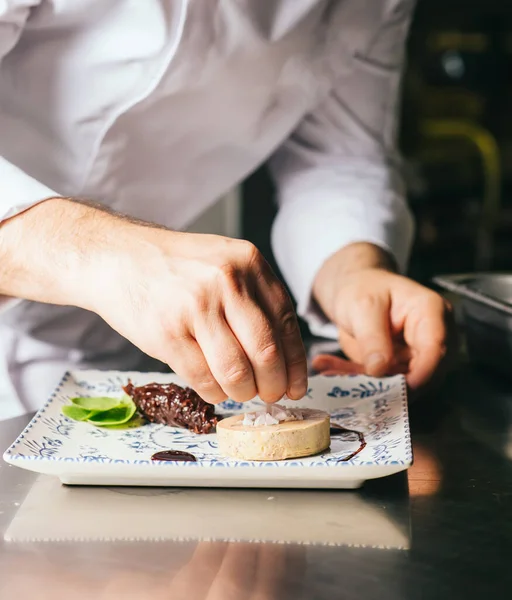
xmin=0 ymin=1 xmax=56 ymax=226
xmin=270 ymin=1 xmax=416 ymax=338
xmin=0 ymin=1 xmax=55 ymax=312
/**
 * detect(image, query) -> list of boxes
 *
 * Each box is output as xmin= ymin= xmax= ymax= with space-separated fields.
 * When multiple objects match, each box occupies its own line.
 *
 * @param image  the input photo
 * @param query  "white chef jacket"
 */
xmin=0 ymin=0 xmax=415 ymax=418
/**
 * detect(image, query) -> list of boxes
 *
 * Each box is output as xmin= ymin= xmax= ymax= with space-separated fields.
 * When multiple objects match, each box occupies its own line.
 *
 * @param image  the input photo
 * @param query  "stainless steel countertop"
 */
xmin=0 ymin=365 xmax=511 ymax=599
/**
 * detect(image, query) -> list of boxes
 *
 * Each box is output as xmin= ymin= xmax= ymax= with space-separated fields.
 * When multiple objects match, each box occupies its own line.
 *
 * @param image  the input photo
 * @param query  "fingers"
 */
xmin=194 ymin=313 xmax=259 ymax=403
xmin=252 ymin=544 xmax=287 ymax=600
xmin=222 ymin=295 xmax=287 ymax=403
xmin=320 ymin=268 xmax=447 ymax=387
xmin=168 ymin=542 xmax=228 ymax=600
xmin=162 ymin=243 xmax=306 ymax=404
xmin=255 ymin=278 xmax=307 ymax=400
xmin=347 ymin=295 xmax=394 ymax=377
xmin=168 ymin=541 xmax=288 ymax=600
xmin=406 ymin=339 xmax=446 ymax=390
xmin=403 ymin=295 xmax=447 ymax=389
xmin=208 ymin=543 xmax=258 ymax=600
xmin=166 ymin=298 xmax=287 ymax=404
xmin=219 ymin=254 xmax=306 ymax=402
xmin=165 ymin=335 xmax=228 ymax=404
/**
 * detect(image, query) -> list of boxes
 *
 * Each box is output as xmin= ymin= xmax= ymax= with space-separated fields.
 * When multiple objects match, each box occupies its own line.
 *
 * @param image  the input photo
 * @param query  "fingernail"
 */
xmin=366 ymin=353 xmax=387 ymax=372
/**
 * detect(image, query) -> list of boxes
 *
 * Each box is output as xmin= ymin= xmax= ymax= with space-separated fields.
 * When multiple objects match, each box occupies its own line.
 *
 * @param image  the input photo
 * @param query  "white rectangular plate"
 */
xmin=3 ymin=370 xmax=412 ymax=489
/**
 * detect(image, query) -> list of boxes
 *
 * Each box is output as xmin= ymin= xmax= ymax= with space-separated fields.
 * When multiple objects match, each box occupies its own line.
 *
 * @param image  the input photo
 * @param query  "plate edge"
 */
xmin=2 ymin=370 xmax=72 ymax=459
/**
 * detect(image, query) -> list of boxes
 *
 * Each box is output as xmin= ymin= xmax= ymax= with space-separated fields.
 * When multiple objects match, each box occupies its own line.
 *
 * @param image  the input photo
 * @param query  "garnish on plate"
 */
xmin=61 ymin=395 xmax=137 ymax=427
xmin=123 ymin=381 xmax=218 ymax=434
xmin=61 ymin=381 xmax=219 ymax=433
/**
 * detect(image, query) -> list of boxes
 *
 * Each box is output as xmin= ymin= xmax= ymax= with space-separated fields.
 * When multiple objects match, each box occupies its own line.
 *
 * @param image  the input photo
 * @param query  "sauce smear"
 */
xmin=151 ymin=450 xmax=197 ymax=462
xmin=330 ymin=424 xmax=367 ymax=462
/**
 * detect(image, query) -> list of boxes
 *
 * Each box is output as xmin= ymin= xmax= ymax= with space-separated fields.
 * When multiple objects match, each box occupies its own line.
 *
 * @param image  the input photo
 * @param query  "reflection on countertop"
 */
xmin=3 ymin=478 xmax=411 ymax=550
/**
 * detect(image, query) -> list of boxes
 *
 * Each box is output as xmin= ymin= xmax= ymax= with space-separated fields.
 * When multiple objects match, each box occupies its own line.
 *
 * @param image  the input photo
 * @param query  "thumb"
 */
xmin=348 ymin=296 xmax=393 ymax=377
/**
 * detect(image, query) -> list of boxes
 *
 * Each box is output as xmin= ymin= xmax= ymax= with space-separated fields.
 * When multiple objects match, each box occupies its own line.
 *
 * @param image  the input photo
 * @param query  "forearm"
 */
xmin=0 ymin=198 xmax=139 ymax=310
xmin=312 ymin=242 xmax=397 ymax=324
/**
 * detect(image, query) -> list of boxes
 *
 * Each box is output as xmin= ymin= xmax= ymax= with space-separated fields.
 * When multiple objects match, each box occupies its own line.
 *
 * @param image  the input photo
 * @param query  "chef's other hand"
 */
xmin=313 ymin=243 xmax=450 ymax=390
xmin=0 ymin=199 xmax=307 ymax=404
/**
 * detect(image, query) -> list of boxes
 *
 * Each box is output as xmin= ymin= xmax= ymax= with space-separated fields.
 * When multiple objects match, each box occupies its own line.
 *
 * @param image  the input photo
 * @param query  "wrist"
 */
xmin=312 ymin=242 xmax=397 ymax=323
xmin=84 ymin=215 xmax=189 ymax=315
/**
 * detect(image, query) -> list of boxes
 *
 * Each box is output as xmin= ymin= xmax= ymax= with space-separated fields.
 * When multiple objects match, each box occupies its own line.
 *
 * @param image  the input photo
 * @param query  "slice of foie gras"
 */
xmin=216 ymin=408 xmax=330 ymax=461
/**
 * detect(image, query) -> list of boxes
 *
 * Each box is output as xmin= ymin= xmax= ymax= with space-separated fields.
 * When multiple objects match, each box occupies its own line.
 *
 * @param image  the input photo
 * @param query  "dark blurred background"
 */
xmin=242 ymin=0 xmax=512 ymax=335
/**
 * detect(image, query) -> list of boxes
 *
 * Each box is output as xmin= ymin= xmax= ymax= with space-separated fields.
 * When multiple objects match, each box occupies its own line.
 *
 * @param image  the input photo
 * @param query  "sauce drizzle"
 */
xmin=330 ymin=424 xmax=367 ymax=461
xmin=151 ymin=450 xmax=197 ymax=462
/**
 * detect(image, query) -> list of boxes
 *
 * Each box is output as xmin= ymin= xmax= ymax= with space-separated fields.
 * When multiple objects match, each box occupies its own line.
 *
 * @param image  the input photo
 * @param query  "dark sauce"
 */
xmin=151 ymin=450 xmax=197 ymax=462
xmin=330 ymin=424 xmax=367 ymax=462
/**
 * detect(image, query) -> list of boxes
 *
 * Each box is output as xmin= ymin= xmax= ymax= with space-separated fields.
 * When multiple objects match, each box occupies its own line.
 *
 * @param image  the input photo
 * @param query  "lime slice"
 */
xmin=86 ymin=402 xmax=137 ymax=427
xmin=107 ymin=415 xmax=146 ymax=430
xmin=62 ymin=405 xmax=93 ymax=421
xmin=71 ymin=396 xmax=120 ymax=411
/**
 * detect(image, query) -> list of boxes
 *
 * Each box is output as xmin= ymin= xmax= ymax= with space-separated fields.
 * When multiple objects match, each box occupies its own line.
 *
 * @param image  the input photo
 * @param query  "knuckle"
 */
xmin=192 ymin=377 xmax=220 ymax=395
xmin=241 ymin=241 xmax=264 ymax=268
xmin=429 ymin=293 xmax=446 ymax=311
xmin=240 ymin=239 xmax=259 ymax=258
xmin=416 ymin=289 xmax=444 ymax=310
xmin=271 ymin=282 xmax=291 ymax=311
xmin=161 ymin=325 xmax=182 ymax=344
xmin=356 ymin=294 xmax=380 ymax=312
xmin=279 ymin=310 xmax=299 ymax=336
xmin=222 ymin=364 xmax=252 ymax=387
xmin=218 ymin=263 xmax=244 ymax=294
xmin=254 ymin=343 xmax=281 ymax=367
xmin=198 ymin=311 xmax=224 ymax=336
xmin=162 ymin=313 xmax=190 ymax=339
xmin=191 ymin=291 xmax=211 ymax=315
xmin=274 ymin=284 xmax=290 ymax=306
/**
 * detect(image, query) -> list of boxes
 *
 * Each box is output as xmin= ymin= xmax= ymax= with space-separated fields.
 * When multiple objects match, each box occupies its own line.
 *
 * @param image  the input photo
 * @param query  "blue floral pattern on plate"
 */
xmin=3 ymin=370 xmax=412 ymax=484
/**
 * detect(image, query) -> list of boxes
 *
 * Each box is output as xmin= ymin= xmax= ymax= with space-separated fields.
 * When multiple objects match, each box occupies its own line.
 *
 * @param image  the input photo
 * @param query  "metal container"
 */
xmin=433 ymin=273 xmax=512 ymax=377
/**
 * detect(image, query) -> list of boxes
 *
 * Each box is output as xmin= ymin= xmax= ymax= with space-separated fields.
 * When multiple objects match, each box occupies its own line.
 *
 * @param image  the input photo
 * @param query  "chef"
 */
xmin=0 ymin=0 xmax=448 ymax=419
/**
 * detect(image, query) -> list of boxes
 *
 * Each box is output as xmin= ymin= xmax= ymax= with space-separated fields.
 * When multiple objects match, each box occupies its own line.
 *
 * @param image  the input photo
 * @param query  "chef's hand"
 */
xmin=99 ymin=229 xmax=308 ymax=405
xmin=312 ymin=243 xmax=451 ymax=390
xmin=0 ymin=198 xmax=307 ymax=404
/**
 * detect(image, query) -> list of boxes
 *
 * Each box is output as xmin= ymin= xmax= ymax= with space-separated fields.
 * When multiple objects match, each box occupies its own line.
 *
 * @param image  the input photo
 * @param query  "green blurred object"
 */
xmin=62 ymin=396 xmax=138 ymax=427
xmin=70 ymin=397 xmax=120 ymax=412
